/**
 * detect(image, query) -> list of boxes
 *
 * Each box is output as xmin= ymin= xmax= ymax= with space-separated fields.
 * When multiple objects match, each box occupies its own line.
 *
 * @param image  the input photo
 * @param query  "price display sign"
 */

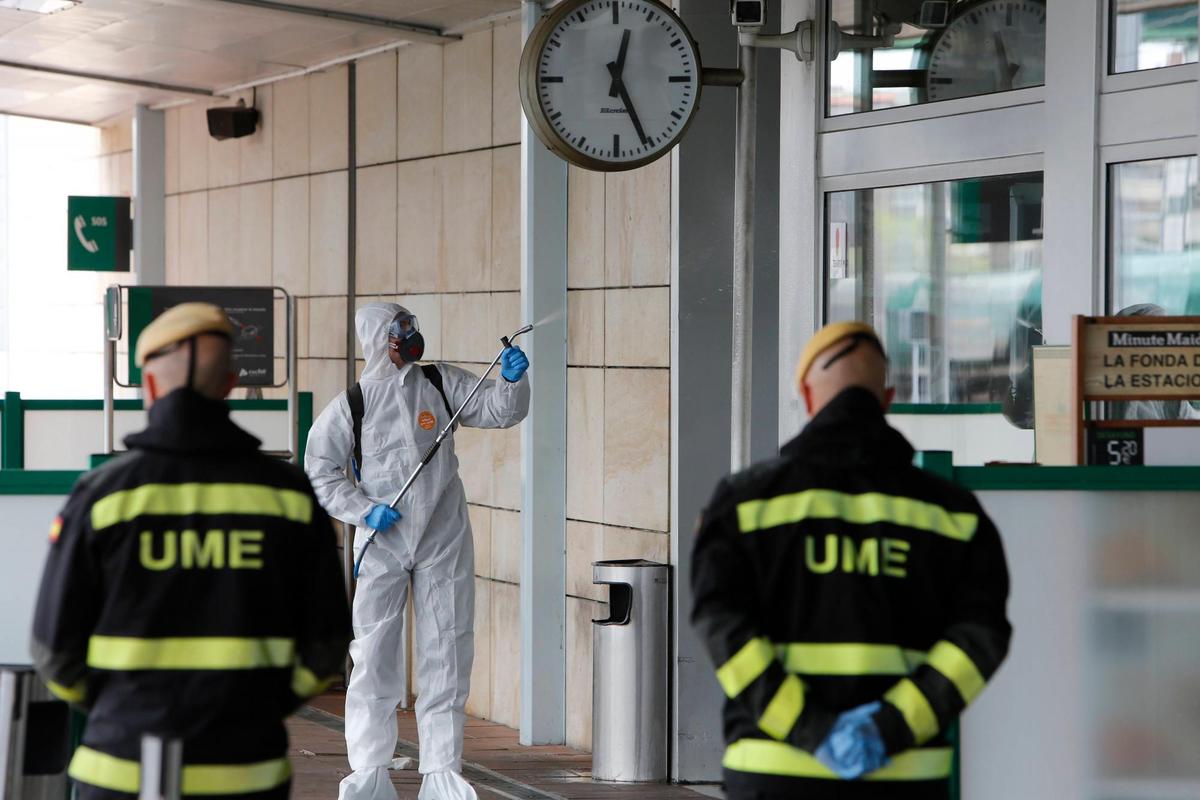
xmin=1086 ymin=427 xmax=1144 ymax=467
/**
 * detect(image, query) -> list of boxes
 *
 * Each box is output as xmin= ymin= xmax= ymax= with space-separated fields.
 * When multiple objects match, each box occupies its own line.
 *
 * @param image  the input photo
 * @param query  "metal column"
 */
xmin=519 ymin=0 xmax=568 ymax=747
xmin=133 ymin=105 xmax=166 ymax=286
xmin=730 ymin=43 xmax=758 ymax=471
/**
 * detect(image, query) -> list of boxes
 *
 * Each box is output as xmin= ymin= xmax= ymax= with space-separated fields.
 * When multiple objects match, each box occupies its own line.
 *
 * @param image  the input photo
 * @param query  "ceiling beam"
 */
xmin=205 ymin=0 xmax=460 ymax=44
xmin=0 ymin=60 xmax=215 ymax=97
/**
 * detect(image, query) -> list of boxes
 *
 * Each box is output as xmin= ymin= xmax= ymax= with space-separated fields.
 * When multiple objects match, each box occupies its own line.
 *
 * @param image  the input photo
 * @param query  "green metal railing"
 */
xmin=0 ymin=392 xmax=314 ymax=478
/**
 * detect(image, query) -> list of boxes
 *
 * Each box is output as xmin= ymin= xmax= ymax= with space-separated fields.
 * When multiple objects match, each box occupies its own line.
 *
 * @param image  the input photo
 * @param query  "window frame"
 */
xmin=1103 ymin=0 xmax=1199 ymax=87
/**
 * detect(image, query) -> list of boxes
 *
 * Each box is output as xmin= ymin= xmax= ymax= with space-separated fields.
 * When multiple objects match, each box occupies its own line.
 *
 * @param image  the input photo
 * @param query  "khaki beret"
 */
xmin=135 ymin=302 xmax=235 ymax=367
xmin=794 ymin=321 xmax=884 ymax=389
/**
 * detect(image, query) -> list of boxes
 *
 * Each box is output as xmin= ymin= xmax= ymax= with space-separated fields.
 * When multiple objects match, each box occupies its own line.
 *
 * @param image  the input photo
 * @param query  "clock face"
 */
xmin=519 ymin=0 xmax=701 ymax=171
xmin=925 ymin=0 xmax=1046 ymax=102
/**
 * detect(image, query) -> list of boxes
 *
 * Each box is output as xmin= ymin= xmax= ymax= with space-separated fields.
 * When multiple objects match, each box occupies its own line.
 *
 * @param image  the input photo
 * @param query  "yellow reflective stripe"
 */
xmin=780 ymin=643 xmax=927 ymax=676
xmin=292 ymin=663 xmax=333 ymax=699
xmin=70 ymin=747 xmax=292 ymax=795
xmin=927 ymin=640 xmax=986 ymax=704
xmin=46 ymin=679 xmax=86 ymax=703
xmin=716 ymin=637 xmax=776 ymax=698
xmin=758 ymin=675 xmax=804 ymax=740
xmin=723 ymin=739 xmax=952 ymax=781
xmin=70 ymin=746 xmax=139 ymax=793
xmin=737 ymin=489 xmax=977 ymax=541
xmin=88 ymin=636 xmax=294 ymax=671
xmin=885 ymin=678 xmax=940 ymax=745
xmin=91 ymin=483 xmax=313 ymax=530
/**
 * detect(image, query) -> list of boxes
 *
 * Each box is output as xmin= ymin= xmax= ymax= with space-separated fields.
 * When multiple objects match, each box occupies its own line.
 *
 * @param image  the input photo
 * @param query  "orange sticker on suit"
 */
xmin=418 ymin=411 xmax=437 ymax=431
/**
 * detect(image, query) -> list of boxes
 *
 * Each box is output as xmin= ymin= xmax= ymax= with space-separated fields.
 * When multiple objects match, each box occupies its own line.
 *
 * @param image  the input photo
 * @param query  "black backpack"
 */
xmin=347 ymin=364 xmax=454 ymax=480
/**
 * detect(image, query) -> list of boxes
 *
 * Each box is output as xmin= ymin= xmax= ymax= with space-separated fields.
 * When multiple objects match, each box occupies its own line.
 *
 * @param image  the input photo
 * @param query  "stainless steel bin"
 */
xmin=592 ymin=559 xmax=669 ymax=783
xmin=0 ymin=668 xmax=71 ymax=800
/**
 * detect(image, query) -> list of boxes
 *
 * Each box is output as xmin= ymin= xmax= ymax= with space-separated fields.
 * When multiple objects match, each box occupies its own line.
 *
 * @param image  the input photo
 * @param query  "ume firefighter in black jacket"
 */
xmin=31 ymin=303 xmax=352 ymax=799
xmin=691 ymin=322 xmax=1011 ymax=800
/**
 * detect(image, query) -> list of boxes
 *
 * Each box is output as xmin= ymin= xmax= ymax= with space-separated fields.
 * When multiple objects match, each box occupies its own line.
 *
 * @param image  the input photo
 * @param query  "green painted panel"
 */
xmin=0 ymin=470 xmax=81 ymax=495
xmin=890 ymin=403 xmax=1003 ymax=415
xmin=955 ymin=466 xmax=1200 ymax=492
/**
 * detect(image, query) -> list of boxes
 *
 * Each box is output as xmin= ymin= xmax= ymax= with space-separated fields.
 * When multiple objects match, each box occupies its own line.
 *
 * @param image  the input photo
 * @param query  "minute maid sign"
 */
xmin=1083 ymin=319 xmax=1200 ymax=396
xmin=67 ymin=195 xmax=132 ymax=272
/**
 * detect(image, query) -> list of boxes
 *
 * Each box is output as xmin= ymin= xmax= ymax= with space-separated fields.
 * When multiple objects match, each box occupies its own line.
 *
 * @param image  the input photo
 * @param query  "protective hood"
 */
xmin=357 ymin=302 xmax=409 ymax=381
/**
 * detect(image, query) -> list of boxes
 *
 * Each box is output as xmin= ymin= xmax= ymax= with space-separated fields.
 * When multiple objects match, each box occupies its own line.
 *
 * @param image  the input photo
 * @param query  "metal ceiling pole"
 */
xmin=730 ymin=41 xmax=758 ymax=472
xmin=0 ymin=60 xmax=213 ymax=97
xmin=204 ymin=0 xmax=457 ymax=43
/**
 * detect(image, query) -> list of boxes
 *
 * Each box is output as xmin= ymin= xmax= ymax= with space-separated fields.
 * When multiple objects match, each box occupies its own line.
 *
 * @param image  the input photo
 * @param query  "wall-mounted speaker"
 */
xmin=207 ymin=102 xmax=259 ymax=140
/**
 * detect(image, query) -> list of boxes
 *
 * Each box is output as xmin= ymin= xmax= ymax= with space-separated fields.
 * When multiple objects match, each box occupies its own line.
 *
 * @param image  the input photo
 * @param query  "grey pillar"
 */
xmin=133 ymin=105 xmax=166 ymax=285
xmin=519 ymin=0 xmax=568 ymax=747
xmin=672 ymin=1 xmax=780 ymax=782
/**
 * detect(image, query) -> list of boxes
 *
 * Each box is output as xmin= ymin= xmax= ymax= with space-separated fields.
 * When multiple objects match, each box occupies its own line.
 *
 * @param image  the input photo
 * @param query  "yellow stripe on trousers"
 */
xmin=70 ymin=747 xmax=291 ymax=795
xmin=91 ymin=482 xmax=312 ymax=530
xmin=87 ymin=636 xmax=295 ymax=670
xmin=723 ymin=738 xmax=953 ymax=781
xmin=736 ymin=489 xmax=977 ymax=541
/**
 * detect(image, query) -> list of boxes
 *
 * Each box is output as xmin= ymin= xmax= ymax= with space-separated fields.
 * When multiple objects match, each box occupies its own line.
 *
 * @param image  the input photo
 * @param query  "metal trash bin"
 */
xmin=592 ymin=559 xmax=669 ymax=782
xmin=0 ymin=668 xmax=71 ymax=800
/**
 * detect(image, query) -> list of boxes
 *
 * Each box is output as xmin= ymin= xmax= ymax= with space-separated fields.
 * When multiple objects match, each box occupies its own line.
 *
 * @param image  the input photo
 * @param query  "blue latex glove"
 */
xmin=815 ymin=701 xmax=889 ymax=780
xmin=500 ymin=346 xmax=529 ymax=383
xmin=364 ymin=504 xmax=402 ymax=531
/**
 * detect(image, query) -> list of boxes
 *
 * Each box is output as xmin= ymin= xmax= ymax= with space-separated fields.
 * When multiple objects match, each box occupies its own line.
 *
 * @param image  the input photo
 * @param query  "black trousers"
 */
xmin=724 ymin=769 xmax=950 ymax=800
xmin=75 ymin=780 xmax=291 ymax=800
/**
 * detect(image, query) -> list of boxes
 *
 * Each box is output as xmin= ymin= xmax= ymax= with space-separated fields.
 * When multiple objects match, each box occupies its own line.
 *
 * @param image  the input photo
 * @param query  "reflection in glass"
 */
xmin=1111 ymin=0 xmax=1198 ymax=74
xmin=826 ymin=174 xmax=1043 ymax=414
xmin=827 ymin=0 xmax=1046 ymax=117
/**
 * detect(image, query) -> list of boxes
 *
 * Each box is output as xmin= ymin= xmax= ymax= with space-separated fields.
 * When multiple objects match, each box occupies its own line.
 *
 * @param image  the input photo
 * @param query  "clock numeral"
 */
xmin=613 ymin=134 xmax=620 ymax=156
xmin=670 ymin=110 xmax=682 ymax=120
xmin=541 ymin=76 xmax=564 ymax=83
xmin=550 ymin=111 xmax=562 ymax=121
xmin=612 ymin=0 xmax=618 ymax=24
xmin=669 ymin=75 xmax=690 ymax=83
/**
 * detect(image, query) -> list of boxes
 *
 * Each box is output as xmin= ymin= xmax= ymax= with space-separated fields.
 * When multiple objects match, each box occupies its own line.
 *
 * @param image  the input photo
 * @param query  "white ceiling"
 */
xmin=0 ymin=0 xmax=518 ymax=124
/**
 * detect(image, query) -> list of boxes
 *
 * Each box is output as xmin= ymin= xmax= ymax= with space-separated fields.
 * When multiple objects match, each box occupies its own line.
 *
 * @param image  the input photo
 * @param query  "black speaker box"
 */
xmin=207 ymin=105 xmax=259 ymax=140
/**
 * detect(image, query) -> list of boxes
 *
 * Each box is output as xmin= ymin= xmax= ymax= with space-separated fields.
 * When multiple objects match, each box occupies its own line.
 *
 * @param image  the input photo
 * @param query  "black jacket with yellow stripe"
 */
xmin=31 ymin=389 xmax=352 ymax=798
xmin=691 ymin=388 xmax=1011 ymax=799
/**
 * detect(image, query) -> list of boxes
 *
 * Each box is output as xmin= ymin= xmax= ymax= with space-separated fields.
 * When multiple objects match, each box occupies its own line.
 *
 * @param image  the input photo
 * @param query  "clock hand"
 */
xmin=614 ymin=77 xmax=648 ymax=146
xmin=608 ymin=29 xmax=631 ymax=98
xmin=992 ymin=31 xmax=1014 ymax=91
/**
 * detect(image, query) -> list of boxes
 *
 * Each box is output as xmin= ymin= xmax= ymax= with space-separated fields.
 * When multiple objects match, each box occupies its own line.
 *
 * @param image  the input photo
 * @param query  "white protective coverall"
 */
xmin=305 ymin=303 xmax=530 ymax=800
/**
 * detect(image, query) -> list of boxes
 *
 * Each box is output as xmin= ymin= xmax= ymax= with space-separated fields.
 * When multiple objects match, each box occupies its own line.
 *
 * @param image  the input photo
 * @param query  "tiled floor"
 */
xmin=290 ymin=691 xmax=718 ymax=799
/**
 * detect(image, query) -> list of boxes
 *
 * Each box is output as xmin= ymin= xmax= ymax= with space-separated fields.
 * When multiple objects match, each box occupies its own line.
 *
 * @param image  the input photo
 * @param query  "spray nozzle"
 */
xmin=501 ymin=324 xmax=534 ymax=349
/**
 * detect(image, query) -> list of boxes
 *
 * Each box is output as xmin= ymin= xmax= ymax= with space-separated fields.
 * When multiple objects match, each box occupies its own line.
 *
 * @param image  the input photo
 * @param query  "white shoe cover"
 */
xmin=416 ymin=771 xmax=478 ymax=800
xmin=390 ymin=757 xmax=418 ymax=771
xmin=338 ymin=766 xmax=399 ymax=800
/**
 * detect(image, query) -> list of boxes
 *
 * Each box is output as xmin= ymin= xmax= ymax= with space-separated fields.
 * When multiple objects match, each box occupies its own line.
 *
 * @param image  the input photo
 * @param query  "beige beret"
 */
xmin=135 ymin=302 xmax=234 ymax=367
xmin=794 ymin=321 xmax=884 ymax=389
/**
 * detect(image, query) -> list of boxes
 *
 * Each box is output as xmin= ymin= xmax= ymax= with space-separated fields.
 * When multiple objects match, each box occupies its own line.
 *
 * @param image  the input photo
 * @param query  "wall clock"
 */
xmin=519 ymin=0 xmax=703 ymax=171
xmin=925 ymin=0 xmax=1046 ymax=102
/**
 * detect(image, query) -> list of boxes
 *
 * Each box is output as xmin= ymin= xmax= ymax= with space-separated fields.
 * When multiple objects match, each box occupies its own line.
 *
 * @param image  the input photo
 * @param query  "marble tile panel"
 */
xmin=603 ymin=369 xmax=669 ymax=531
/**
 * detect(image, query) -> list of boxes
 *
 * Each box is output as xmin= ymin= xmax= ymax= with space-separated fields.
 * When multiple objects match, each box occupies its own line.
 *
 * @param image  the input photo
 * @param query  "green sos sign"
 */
xmin=67 ymin=195 xmax=131 ymax=272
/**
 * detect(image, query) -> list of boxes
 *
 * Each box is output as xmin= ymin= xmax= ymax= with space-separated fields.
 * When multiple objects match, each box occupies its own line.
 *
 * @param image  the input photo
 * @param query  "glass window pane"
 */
xmin=1110 ymin=156 xmax=1200 ymax=315
xmin=827 ymin=0 xmax=1046 ymax=117
xmin=1111 ymin=0 xmax=1199 ymax=74
xmin=826 ymin=173 xmax=1044 ymax=417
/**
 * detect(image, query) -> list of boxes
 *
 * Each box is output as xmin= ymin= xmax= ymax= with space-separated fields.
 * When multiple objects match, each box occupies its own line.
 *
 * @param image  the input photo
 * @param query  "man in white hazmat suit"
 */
xmin=305 ymin=302 xmax=530 ymax=800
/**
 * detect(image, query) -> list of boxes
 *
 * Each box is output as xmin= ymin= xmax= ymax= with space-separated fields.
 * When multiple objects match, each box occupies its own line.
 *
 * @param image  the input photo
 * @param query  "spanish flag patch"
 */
xmin=49 ymin=516 xmax=63 ymax=543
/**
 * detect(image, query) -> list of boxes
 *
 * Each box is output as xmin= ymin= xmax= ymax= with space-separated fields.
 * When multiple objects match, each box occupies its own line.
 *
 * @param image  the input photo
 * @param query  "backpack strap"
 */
xmin=421 ymin=364 xmax=456 ymax=430
xmin=347 ymin=382 xmax=364 ymax=481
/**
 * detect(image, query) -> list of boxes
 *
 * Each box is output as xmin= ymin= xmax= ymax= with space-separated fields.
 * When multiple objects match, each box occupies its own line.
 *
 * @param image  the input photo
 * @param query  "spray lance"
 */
xmin=353 ymin=324 xmax=535 ymax=579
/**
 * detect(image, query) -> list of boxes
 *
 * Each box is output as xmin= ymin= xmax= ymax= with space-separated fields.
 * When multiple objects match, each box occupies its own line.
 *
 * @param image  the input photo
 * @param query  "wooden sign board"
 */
xmin=1082 ymin=318 xmax=1200 ymax=400
xmin=1072 ymin=315 xmax=1200 ymax=464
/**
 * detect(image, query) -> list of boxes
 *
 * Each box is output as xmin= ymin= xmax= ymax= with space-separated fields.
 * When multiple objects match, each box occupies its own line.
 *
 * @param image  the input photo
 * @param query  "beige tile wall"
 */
xmin=162 ymin=19 xmax=673 ymax=746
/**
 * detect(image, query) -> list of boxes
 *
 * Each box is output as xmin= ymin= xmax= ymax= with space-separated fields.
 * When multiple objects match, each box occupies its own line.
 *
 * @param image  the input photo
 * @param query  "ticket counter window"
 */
xmin=826 ymin=173 xmax=1043 ymax=416
xmin=1110 ymin=155 xmax=1200 ymax=315
xmin=1111 ymin=0 xmax=1198 ymax=74
xmin=826 ymin=0 xmax=1046 ymax=117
